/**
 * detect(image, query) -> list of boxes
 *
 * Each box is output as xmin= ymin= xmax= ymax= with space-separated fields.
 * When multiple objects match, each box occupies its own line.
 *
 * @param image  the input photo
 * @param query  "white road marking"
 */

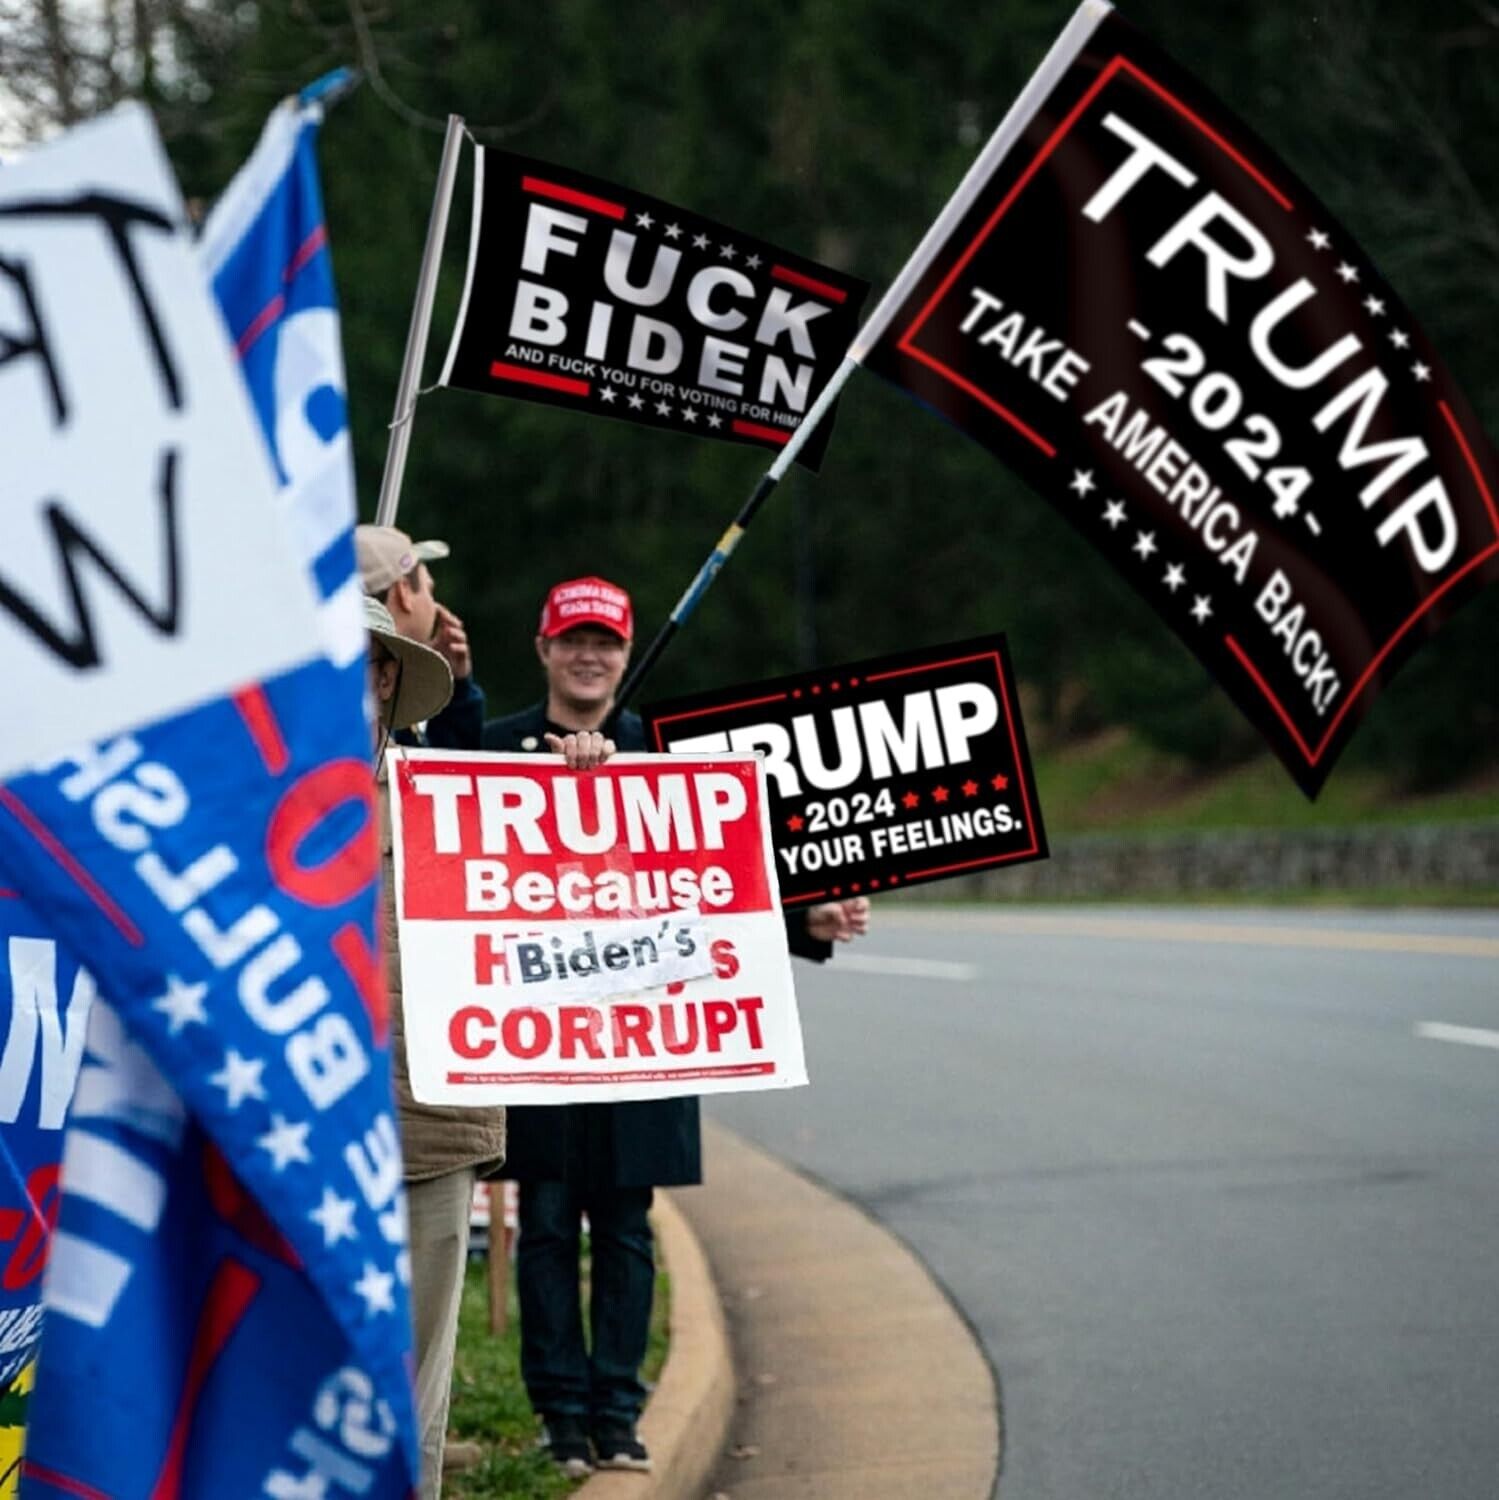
xmin=826 ymin=953 xmax=978 ymax=982
xmin=882 ymin=909 xmax=1499 ymax=960
xmin=1414 ymin=1022 xmax=1499 ymax=1051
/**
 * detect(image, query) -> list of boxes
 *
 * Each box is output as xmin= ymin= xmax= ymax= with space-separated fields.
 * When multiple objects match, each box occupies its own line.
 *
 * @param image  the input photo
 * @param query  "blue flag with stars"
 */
xmin=6 ymin=86 xmax=420 ymax=1499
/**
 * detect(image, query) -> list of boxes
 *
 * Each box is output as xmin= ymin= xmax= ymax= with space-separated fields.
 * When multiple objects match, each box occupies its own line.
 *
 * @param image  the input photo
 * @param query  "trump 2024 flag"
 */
xmin=439 ymin=148 xmax=868 ymax=470
xmin=854 ymin=1 xmax=1499 ymax=796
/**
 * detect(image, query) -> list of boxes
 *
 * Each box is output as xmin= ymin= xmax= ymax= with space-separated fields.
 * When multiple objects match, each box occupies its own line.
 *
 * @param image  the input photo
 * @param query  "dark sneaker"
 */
xmin=592 ymin=1417 xmax=652 ymax=1472
xmin=539 ymin=1414 xmax=594 ymax=1478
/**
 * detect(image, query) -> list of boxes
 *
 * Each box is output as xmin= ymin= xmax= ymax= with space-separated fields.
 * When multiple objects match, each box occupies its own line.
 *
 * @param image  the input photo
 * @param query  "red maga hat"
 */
xmin=538 ymin=577 xmax=633 ymax=640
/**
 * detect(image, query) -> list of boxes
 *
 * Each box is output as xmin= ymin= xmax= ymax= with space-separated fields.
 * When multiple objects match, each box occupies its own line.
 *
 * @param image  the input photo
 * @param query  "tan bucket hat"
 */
xmin=363 ymin=595 xmax=452 ymax=730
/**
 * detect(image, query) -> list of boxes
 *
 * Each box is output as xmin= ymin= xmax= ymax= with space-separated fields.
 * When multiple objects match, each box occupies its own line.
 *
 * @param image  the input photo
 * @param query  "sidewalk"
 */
xmin=680 ymin=1121 xmax=1000 ymax=1500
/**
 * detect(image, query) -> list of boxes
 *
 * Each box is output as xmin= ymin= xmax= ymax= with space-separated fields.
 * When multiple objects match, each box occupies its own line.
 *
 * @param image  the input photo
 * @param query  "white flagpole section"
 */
xmin=759 ymin=0 xmax=1111 ymax=484
xmin=375 ymin=112 xmax=467 ymax=527
xmin=849 ymin=0 xmax=1111 ymax=362
xmin=623 ymin=0 xmax=1113 ymax=705
xmin=438 ymin=142 xmax=485 ymax=388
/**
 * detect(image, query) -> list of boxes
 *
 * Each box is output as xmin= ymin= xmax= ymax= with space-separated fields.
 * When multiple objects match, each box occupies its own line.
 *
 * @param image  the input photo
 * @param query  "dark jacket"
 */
xmin=394 ymin=674 xmax=485 ymax=751
xmin=481 ymin=699 xmax=830 ymax=1188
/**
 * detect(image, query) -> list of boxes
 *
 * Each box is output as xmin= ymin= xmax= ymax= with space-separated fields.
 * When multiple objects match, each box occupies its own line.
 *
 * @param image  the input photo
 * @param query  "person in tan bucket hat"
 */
xmin=364 ymin=592 xmax=616 ymax=1498
xmin=358 ymin=524 xmax=484 ymax=749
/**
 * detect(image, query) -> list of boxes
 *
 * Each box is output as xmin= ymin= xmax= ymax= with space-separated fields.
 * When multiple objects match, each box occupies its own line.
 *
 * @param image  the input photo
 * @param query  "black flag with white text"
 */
xmin=859 ymin=4 xmax=1499 ymax=796
xmin=441 ymin=148 xmax=868 ymax=471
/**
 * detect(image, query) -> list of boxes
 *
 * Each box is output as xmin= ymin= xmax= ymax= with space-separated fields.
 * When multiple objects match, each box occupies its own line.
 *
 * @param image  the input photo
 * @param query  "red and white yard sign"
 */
xmin=386 ymin=749 xmax=807 ymax=1105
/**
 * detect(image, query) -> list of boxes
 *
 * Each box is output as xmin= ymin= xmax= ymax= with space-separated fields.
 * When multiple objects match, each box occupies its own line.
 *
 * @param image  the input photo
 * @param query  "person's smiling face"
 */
xmin=538 ymin=626 xmax=630 ymax=715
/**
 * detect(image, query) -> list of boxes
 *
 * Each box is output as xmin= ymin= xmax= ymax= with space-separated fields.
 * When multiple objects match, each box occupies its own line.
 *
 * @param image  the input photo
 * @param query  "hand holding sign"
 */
xmin=806 ymin=897 xmax=872 ymax=944
xmin=543 ymin=730 xmax=617 ymax=768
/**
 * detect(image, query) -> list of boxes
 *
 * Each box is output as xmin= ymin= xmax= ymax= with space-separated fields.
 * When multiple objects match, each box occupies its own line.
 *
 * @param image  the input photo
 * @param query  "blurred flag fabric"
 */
xmin=6 ymin=86 xmax=419 ymax=1500
xmin=0 ymin=892 xmax=94 ymax=1398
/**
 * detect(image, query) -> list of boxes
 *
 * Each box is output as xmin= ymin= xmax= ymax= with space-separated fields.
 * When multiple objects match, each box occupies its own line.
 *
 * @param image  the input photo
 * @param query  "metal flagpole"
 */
xmin=615 ymin=0 xmax=1112 ymax=710
xmin=375 ymin=112 xmax=467 ymax=527
xmin=615 ymin=353 xmax=856 ymax=709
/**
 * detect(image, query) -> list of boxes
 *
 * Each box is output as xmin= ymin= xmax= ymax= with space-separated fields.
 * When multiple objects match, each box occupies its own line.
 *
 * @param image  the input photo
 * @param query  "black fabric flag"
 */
xmin=858 ymin=2 xmax=1499 ymax=796
xmin=441 ymin=148 xmax=868 ymax=471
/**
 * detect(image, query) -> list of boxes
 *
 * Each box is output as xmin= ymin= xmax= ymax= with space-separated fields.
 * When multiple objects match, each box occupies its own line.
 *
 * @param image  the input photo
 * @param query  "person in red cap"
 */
xmin=482 ymin=576 xmax=868 ymax=1476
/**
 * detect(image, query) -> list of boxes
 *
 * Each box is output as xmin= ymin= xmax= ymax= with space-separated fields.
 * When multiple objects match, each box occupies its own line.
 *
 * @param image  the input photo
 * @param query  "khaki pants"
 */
xmin=407 ymin=1167 xmax=475 ymax=1500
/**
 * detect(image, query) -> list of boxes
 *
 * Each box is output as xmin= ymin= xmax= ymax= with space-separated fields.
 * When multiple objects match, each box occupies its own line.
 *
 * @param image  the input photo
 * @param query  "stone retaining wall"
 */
xmin=893 ymin=821 xmax=1499 ymax=900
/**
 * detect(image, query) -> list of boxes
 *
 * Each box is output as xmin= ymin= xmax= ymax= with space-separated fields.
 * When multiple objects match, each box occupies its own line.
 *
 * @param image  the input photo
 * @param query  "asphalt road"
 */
xmin=707 ymin=905 xmax=1499 ymax=1500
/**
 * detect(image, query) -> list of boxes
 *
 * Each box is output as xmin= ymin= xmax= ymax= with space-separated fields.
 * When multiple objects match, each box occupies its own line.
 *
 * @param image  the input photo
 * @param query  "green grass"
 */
xmin=444 ymin=1238 xmax=670 ymax=1499
xmin=1030 ymin=730 xmax=1499 ymax=835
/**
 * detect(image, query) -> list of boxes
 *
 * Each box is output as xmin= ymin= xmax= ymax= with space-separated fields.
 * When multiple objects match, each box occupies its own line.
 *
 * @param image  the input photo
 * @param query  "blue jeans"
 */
xmin=516 ymin=1181 xmax=655 ymax=1423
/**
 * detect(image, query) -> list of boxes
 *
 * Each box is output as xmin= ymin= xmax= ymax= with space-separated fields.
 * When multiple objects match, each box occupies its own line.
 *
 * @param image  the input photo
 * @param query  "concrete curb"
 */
xmin=573 ymin=1190 xmax=734 ymax=1500
xmin=683 ymin=1122 xmax=1001 ymax=1500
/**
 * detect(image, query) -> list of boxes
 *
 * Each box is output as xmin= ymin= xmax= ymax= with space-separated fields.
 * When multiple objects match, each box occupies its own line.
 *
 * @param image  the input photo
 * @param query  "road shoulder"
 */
xmin=680 ymin=1120 xmax=1000 ymax=1500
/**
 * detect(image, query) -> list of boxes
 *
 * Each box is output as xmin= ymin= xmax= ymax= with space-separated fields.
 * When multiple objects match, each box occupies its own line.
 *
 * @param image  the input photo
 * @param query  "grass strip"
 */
xmin=445 ymin=1235 xmax=670 ymax=1499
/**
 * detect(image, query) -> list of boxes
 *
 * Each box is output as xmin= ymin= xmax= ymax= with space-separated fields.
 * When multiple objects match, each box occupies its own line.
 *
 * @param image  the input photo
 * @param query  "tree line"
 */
xmin=5 ymin=0 xmax=1496 ymax=788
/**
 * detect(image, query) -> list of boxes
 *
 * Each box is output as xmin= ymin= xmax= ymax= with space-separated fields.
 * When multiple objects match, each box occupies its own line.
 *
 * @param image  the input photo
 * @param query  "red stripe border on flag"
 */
xmin=0 ymin=789 xmax=145 ymax=947
xmin=489 ymin=361 xmax=592 ymax=398
xmin=521 ymin=175 xmax=627 ymax=220
xmin=771 ymin=264 xmax=848 ymax=304
xmin=731 ymin=418 xmax=791 ymax=445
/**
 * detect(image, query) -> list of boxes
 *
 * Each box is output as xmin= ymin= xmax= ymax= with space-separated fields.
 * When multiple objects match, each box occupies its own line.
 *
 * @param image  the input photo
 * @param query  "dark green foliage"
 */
xmin=157 ymin=0 xmax=1499 ymax=787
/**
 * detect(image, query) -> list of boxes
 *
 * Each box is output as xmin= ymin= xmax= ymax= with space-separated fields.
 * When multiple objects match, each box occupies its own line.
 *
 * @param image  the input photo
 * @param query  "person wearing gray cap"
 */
xmin=365 ymin=593 xmax=615 ymax=1497
xmin=358 ymin=524 xmax=484 ymax=750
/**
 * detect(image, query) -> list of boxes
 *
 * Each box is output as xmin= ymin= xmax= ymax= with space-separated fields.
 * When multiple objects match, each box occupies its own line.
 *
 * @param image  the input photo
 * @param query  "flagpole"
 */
xmin=616 ymin=353 xmax=858 ymax=709
xmin=616 ymin=0 xmax=1112 ymax=709
xmin=375 ymin=112 xmax=466 ymax=527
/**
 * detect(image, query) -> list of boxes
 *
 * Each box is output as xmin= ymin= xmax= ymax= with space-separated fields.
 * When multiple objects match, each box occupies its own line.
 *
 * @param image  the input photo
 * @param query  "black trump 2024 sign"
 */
xmin=642 ymin=637 xmax=1047 ymax=904
xmin=862 ymin=7 xmax=1499 ymax=796
xmin=441 ymin=148 xmax=868 ymax=471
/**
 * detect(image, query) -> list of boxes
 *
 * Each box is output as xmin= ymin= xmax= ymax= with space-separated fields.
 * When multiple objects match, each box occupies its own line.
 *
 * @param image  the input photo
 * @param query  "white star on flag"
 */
xmin=706 ymin=413 xmax=722 ymax=428
xmin=1307 ymin=228 xmax=1331 ymax=250
xmin=655 ymin=400 xmax=672 ymax=417
xmin=1335 ymin=261 xmax=1359 ymax=283
xmin=1412 ymin=361 xmax=1432 ymax=382
xmin=1363 ymin=295 xmax=1386 ymax=317
xmin=210 ymin=1049 xmax=266 ymax=1110
xmin=600 ymin=387 xmax=617 ymax=403
xmin=310 ymin=1187 xmax=359 ymax=1248
xmin=1069 ymin=468 xmax=1096 ymax=497
xmin=627 ymin=393 xmax=644 ymax=410
xmin=1133 ymin=530 xmax=1158 ymax=559
xmin=1191 ymin=595 xmax=1213 ymax=623
xmin=352 ymin=1262 xmax=396 ymax=1317
xmin=682 ymin=407 xmax=699 ymax=423
xmin=1389 ymin=329 xmax=1410 ymax=349
xmin=1163 ymin=562 xmax=1186 ymax=592
xmin=634 ymin=210 xmax=654 ymax=230
xmin=745 ymin=253 xmax=762 ymax=269
xmin=720 ymin=243 xmax=737 ymax=260
xmin=1103 ymin=499 xmax=1127 ymax=529
xmin=664 ymin=222 xmax=682 ymax=240
xmin=692 ymin=232 xmax=710 ymax=250
xmin=152 ymin=974 xmax=209 ymax=1035
xmin=257 ymin=1114 xmax=312 ymax=1172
